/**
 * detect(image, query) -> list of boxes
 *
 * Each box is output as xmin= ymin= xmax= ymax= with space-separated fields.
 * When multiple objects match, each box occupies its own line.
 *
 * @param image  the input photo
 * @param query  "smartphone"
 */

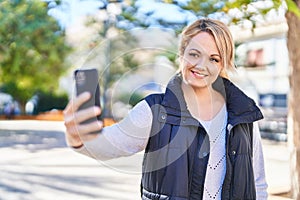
xmin=74 ymin=68 xmax=102 ymax=124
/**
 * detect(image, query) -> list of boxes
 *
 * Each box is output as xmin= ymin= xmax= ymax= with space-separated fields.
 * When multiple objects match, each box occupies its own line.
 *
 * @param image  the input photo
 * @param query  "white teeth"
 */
xmin=192 ymin=70 xmax=206 ymax=77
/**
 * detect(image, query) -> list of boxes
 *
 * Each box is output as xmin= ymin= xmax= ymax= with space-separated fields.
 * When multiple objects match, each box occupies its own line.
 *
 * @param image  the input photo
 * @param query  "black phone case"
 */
xmin=74 ymin=69 xmax=102 ymax=124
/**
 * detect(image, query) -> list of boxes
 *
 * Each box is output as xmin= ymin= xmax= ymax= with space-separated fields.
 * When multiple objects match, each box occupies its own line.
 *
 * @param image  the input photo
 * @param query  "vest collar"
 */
xmin=161 ymin=73 xmax=188 ymax=112
xmin=213 ymin=76 xmax=263 ymax=126
xmin=161 ymin=73 xmax=263 ymax=126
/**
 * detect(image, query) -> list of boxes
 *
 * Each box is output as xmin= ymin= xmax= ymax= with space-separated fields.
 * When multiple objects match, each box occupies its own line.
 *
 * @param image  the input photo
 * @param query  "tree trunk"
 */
xmin=286 ymin=1 xmax=300 ymax=199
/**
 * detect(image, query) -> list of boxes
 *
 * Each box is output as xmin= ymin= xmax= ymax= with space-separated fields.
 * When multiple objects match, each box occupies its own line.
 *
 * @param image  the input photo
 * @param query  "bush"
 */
xmin=34 ymin=92 xmax=68 ymax=114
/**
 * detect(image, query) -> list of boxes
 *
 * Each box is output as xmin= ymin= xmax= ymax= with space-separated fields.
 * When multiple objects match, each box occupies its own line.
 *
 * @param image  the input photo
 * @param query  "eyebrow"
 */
xmin=189 ymin=48 xmax=221 ymax=58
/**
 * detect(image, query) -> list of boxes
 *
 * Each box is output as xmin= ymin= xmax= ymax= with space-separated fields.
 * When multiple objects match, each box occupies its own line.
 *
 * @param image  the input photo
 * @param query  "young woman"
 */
xmin=64 ymin=18 xmax=268 ymax=200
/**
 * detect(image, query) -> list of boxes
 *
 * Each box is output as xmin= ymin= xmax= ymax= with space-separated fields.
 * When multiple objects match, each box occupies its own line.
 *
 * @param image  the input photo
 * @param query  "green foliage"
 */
xmin=181 ymin=0 xmax=223 ymax=17
xmin=286 ymin=0 xmax=300 ymax=18
xmin=223 ymin=0 xmax=283 ymax=27
xmin=122 ymin=0 xmax=299 ymax=31
xmin=118 ymin=91 xmax=144 ymax=106
xmin=108 ymin=33 xmax=139 ymax=83
xmin=80 ymin=22 xmax=140 ymax=88
xmin=35 ymin=91 xmax=68 ymax=113
xmin=120 ymin=9 xmax=138 ymax=23
xmin=0 ymin=0 xmax=72 ymax=107
xmin=0 ymin=81 xmax=31 ymax=106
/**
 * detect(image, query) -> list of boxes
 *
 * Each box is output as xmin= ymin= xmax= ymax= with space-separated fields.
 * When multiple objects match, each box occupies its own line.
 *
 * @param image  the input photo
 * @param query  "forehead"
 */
xmin=185 ymin=32 xmax=219 ymax=55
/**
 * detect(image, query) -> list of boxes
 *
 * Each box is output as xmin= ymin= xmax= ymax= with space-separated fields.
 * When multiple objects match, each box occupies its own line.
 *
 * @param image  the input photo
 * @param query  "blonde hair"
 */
xmin=179 ymin=18 xmax=235 ymax=78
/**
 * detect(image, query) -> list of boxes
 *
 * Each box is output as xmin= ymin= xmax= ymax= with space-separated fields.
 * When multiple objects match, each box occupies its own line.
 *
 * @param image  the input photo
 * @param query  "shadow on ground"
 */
xmin=0 ymin=129 xmax=67 ymax=151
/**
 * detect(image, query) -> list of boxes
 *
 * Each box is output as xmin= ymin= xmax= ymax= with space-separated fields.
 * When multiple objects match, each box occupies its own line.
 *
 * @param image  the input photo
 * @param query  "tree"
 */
xmin=285 ymin=1 xmax=300 ymax=199
xmin=0 ymin=0 xmax=71 ymax=111
xmin=121 ymin=0 xmax=300 ymax=198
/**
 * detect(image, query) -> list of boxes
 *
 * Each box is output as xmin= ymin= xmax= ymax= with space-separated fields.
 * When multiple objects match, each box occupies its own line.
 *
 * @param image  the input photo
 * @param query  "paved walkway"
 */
xmin=0 ymin=120 xmax=292 ymax=200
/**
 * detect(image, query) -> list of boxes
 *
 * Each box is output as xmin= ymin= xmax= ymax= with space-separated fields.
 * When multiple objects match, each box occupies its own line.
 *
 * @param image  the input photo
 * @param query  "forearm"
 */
xmin=72 ymin=129 xmax=136 ymax=160
xmin=73 ymin=124 xmax=148 ymax=160
xmin=71 ymin=100 xmax=152 ymax=160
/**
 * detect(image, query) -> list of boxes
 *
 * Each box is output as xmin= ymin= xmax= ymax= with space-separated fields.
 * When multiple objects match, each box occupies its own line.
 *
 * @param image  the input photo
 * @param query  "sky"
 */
xmin=47 ymin=0 xmax=197 ymax=29
xmin=47 ymin=0 xmax=286 ymax=31
xmin=47 ymin=0 xmax=106 ymax=29
xmin=133 ymin=0 xmax=196 ymax=25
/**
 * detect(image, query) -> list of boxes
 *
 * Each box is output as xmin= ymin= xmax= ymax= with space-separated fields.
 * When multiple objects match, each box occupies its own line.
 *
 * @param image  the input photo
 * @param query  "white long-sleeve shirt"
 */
xmin=73 ymin=100 xmax=268 ymax=199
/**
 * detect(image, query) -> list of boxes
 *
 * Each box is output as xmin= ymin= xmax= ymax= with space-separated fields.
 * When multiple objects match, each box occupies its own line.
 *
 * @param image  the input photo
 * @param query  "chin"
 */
xmin=183 ymin=73 xmax=205 ymax=85
xmin=184 ymin=77 xmax=209 ymax=89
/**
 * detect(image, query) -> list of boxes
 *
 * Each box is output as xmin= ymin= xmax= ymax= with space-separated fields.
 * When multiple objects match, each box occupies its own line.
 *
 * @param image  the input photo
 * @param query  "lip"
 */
xmin=190 ymin=69 xmax=208 ymax=79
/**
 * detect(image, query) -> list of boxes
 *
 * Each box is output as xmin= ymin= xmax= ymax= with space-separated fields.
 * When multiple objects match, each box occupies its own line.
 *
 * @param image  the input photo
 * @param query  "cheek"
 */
xmin=180 ymin=58 xmax=193 ymax=71
xmin=208 ymin=64 xmax=222 ymax=75
xmin=180 ymin=52 xmax=194 ymax=68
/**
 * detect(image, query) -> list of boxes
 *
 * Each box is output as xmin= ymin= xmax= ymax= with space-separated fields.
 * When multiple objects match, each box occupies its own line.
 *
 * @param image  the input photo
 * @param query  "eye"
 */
xmin=188 ymin=52 xmax=199 ymax=58
xmin=210 ymin=57 xmax=220 ymax=63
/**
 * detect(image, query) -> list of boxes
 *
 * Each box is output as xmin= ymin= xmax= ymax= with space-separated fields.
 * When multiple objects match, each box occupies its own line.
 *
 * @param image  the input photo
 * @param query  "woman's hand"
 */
xmin=63 ymin=92 xmax=103 ymax=148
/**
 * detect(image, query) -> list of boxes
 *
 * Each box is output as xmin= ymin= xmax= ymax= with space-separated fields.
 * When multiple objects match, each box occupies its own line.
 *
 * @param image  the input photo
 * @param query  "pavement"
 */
xmin=0 ymin=120 xmax=292 ymax=200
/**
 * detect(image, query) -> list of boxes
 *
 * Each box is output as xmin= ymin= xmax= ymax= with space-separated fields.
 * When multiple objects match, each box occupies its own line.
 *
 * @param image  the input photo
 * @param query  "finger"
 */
xmin=64 ymin=105 xmax=101 ymax=141
xmin=80 ymin=133 xmax=99 ymax=142
xmin=64 ymin=92 xmax=91 ymax=115
xmin=74 ymin=106 xmax=101 ymax=125
xmin=65 ymin=116 xmax=103 ymax=137
xmin=77 ymin=120 xmax=104 ymax=136
xmin=65 ymin=130 xmax=83 ymax=147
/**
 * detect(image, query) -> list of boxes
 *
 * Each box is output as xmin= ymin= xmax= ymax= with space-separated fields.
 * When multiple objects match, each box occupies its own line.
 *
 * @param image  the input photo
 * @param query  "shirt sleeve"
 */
xmin=253 ymin=121 xmax=268 ymax=200
xmin=73 ymin=100 xmax=153 ymax=160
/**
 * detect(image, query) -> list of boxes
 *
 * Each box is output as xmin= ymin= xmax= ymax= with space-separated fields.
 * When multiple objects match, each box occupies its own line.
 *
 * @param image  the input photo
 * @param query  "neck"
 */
xmin=182 ymin=81 xmax=217 ymax=104
xmin=182 ymin=81 xmax=225 ymax=121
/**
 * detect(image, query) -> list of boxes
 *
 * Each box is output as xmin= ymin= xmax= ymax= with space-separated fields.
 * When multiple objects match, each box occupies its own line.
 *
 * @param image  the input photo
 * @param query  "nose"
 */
xmin=194 ymin=57 xmax=208 ymax=70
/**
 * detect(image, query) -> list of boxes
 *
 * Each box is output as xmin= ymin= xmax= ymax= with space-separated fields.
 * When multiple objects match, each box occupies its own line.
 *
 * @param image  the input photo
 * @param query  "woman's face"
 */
xmin=181 ymin=32 xmax=223 ymax=89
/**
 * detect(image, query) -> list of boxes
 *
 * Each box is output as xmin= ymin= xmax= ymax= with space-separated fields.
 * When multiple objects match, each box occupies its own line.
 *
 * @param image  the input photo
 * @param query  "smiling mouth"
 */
xmin=191 ymin=69 xmax=208 ymax=78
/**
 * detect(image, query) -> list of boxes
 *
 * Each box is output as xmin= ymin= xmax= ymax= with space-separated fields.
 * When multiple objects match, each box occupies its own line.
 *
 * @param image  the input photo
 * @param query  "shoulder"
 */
xmin=144 ymin=93 xmax=165 ymax=107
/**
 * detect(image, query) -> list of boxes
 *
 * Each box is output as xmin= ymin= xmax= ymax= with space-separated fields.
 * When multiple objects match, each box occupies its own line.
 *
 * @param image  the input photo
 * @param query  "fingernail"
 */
xmin=94 ymin=106 xmax=101 ymax=113
xmin=83 ymin=92 xmax=91 ymax=98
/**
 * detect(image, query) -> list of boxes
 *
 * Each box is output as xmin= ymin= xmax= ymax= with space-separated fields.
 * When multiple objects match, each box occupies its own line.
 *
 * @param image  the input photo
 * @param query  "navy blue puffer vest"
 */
xmin=141 ymin=74 xmax=263 ymax=200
